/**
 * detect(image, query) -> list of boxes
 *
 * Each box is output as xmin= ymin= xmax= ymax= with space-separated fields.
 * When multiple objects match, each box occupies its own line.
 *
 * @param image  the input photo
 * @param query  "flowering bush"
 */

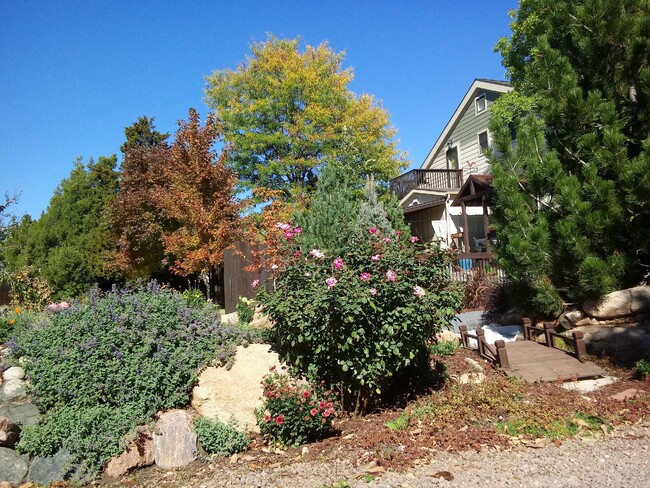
xmin=258 ymin=224 xmax=462 ymax=414
xmin=11 ymin=282 xmax=239 ymax=476
xmin=255 ymin=369 xmax=337 ymax=447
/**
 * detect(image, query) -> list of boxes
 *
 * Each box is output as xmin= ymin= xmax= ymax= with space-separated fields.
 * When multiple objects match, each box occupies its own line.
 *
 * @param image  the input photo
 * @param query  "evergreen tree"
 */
xmin=489 ymin=0 xmax=650 ymax=316
xmin=120 ymin=116 xmax=169 ymax=153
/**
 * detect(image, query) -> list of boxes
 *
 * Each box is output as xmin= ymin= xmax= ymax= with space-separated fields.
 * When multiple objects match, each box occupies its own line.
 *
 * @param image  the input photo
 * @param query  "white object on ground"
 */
xmin=467 ymin=324 xmax=523 ymax=347
xmin=561 ymin=376 xmax=618 ymax=393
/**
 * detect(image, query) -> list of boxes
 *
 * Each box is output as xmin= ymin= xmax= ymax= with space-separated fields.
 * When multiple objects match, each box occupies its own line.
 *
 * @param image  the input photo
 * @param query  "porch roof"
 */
xmin=451 ymin=175 xmax=493 ymax=207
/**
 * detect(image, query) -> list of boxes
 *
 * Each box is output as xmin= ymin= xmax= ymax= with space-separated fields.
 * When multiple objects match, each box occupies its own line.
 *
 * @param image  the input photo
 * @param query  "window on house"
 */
xmin=446 ymin=146 xmax=459 ymax=170
xmin=475 ymin=94 xmax=486 ymax=114
xmin=478 ymin=130 xmax=489 ymax=154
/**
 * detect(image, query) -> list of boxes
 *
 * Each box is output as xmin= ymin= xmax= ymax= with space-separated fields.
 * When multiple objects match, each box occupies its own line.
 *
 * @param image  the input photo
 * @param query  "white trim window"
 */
xmin=475 ymin=93 xmax=487 ymax=114
xmin=478 ymin=130 xmax=489 ymax=154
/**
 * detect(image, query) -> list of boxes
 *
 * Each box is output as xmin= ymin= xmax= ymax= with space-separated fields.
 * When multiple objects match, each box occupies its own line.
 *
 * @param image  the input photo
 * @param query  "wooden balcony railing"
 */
xmin=390 ymin=169 xmax=464 ymax=201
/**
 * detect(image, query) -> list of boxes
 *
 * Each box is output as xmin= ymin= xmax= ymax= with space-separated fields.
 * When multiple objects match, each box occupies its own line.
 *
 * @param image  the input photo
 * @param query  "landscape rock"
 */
xmin=436 ymin=330 xmax=460 ymax=344
xmin=27 ymin=448 xmax=76 ymax=485
xmin=463 ymin=357 xmax=484 ymax=373
xmin=574 ymin=317 xmax=592 ymax=327
xmin=630 ymin=286 xmax=650 ymax=314
xmin=559 ymin=310 xmax=583 ymax=330
xmin=0 ymin=401 xmax=41 ymax=427
xmin=153 ymin=410 xmax=197 ymax=469
xmin=454 ymin=372 xmax=486 ymax=385
xmin=0 ymin=446 xmax=29 ymax=484
xmin=0 ymin=415 xmax=20 ymax=448
xmin=3 ymin=366 xmax=25 ymax=381
xmin=561 ymin=376 xmax=617 ymax=393
xmin=582 ymin=287 xmax=650 ymax=320
xmin=192 ymin=344 xmax=284 ymax=431
xmin=572 ymin=323 xmax=650 ymax=363
xmin=105 ymin=426 xmax=154 ymax=478
xmin=608 ymin=388 xmax=646 ymax=401
xmin=0 ymin=379 xmax=27 ymax=402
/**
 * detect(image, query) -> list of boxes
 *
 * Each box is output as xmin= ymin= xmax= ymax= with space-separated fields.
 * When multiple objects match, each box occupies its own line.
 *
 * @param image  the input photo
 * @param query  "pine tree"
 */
xmin=489 ymin=0 xmax=650 ymax=316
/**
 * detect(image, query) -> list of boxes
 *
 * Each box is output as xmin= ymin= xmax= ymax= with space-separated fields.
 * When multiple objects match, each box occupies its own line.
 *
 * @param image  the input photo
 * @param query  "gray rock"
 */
xmin=0 ymin=446 xmax=29 ymax=484
xmin=0 ymin=379 xmax=27 ymax=402
xmin=153 ymin=410 xmax=197 ymax=469
xmin=2 ymin=366 xmax=25 ymax=381
xmin=28 ymin=448 xmax=77 ymax=485
xmin=630 ymin=286 xmax=650 ymax=314
xmin=559 ymin=310 xmax=583 ymax=330
xmin=0 ymin=401 xmax=40 ymax=427
xmin=0 ymin=416 xmax=20 ymax=448
xmin=583 ymin=288 xmax=632 ymax=319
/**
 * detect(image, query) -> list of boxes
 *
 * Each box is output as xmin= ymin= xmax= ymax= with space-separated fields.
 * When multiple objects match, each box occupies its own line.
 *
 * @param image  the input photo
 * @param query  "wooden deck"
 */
xmin=502 ymin=341 xmax=606 ymax=383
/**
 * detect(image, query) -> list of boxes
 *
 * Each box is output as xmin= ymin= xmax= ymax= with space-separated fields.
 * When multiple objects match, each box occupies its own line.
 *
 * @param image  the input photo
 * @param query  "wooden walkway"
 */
xmin=459 ymin=319 xmax=607 ymax=383
xmin=502 ymin=341 xmax=606 ymax=383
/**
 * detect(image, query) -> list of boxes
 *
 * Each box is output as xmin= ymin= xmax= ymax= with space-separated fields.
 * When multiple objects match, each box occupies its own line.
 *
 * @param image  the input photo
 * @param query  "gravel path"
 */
xmin=187 ymin=422 xmax=650 ymax=488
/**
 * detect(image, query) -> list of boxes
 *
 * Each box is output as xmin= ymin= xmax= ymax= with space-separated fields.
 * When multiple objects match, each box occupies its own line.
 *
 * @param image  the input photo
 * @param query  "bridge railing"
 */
xmin=459 ymin=324 xmax=510 ymax=369
xmin=521 ymin=318 xmax=587 ymax=361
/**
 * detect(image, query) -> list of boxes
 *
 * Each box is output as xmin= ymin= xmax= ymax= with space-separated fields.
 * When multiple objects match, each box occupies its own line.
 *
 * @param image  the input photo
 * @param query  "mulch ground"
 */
xmin=103 ymin=348 xmax=649 ymax=487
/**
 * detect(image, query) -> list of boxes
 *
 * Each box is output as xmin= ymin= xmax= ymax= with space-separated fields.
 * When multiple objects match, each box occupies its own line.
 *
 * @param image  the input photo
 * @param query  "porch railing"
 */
xmin=390 ymin=169 xmax=464 ymax=201
xmin=450 ymin=252 xmax=504 ymax=282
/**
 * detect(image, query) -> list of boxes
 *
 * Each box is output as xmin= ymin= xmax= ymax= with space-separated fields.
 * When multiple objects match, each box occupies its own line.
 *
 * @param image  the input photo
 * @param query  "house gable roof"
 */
xmin=421 ymin=79 xmax=512 ymax=169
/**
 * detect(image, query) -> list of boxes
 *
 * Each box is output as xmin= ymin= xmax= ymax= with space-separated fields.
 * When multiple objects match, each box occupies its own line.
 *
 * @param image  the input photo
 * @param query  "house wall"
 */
xmin=426 ymin=91 xmax=501 ymax=176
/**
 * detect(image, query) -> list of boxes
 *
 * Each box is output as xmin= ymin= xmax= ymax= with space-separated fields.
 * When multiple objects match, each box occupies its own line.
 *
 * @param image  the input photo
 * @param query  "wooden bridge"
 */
xmin=459 ymin=319 xmax=606 ymax=383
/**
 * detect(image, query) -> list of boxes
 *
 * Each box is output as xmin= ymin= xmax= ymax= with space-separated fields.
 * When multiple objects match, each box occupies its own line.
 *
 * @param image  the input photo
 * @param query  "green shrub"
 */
xmin=0 ymin=306 xmax=41 ymax=343
xmin=429 ymin=340 xmax=458 ymax=357
xmin=1 ymin=266 xmax=53 ymax=307
xmin=10 ymin=282 xmax=238 ymax=477
xmin=635 ymin=358 xmax=650 ymax=380
xmin=258 ymin=226 xmax=461 ymax=414
xmin=194 ymin=417 xmax=249 ymax=456
xmin=255 ymin=369 xmax=337 ymax=447
xmin=236 ymin=296 xmax=255 ymax=325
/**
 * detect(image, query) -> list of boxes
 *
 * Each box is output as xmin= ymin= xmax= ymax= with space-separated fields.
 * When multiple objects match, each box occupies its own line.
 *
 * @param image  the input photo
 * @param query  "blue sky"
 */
xmin=0 ymin=0 xmax=517 ymax=219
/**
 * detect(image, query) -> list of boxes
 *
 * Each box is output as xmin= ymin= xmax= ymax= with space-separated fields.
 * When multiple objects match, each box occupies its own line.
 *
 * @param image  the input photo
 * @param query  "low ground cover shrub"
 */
xmin=429 ymin=340 xmax=458 ymax=357
xmin=10 ymin=282 xmax=238 ymax=477
xmin=635 ymin=358 xmax=650 ymax=380
xmin=236 ymin=296 xmax=256 ymax=325
xmin=255 ymin=369 xmax=337 ymax=447
xmin=194 ymin=417 xmax=250 ymax=456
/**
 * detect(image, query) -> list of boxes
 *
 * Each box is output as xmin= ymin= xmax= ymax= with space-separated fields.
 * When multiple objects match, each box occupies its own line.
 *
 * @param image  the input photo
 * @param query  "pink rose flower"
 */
xmin=284 ymin=231 xmax=294 ymax=239
xmin=369 ymin=288 xmax=378 ymax=296
xmin=386 ymin=270 xmax=397 ymax=281
xmin=359 ymin=272 xmax=371 ymax=282
xmin=274 ymin=414 xmax=284 ymax=425
xmin=395 ymin=230 xmax=402 ymax=236
xmin=414 ymin=285 xmax=425 ymax=298
xmin=369 ymin=227 xmax=378 ymax=234
xmin=251 ymin=279 xmax=260 ymax=288
xmin=325 ymin=277 xmax=338 ymax=289
xmin=323 ymin=409 xmax=331 ymax=418
xmin=310 ymin=408 xmax=318 ymax=416
xmin=319 ymin=401 xmax=326 ymax=409
xmin=310 ymin=249 xmax=325 ymax=259
xmin=371 ymin=254 xmax=381 ymax=261
xmin=294 ymin=251 xmax=302 ymax=257
xmin=293 ymin=227 xmax=302 ymax=234
xmin=264 ymin=414 xmax=271 ymax=422
xmin=410 ymin=236 xmax=419 ymax=243
xmin=302 ymin=390 xmax=311 ymax=398
xmin=333 ymin=257 xmax=344 ymax=269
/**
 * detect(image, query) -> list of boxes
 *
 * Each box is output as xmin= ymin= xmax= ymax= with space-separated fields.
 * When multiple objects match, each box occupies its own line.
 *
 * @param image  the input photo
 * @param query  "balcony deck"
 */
xmin=390 ymin=169 xmax=464 ymax=201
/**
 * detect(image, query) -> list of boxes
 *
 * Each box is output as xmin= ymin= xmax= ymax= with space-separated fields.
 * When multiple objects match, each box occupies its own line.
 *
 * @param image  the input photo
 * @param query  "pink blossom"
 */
xmin=323 ymin=409 xmax=331 ymax=418
xmin=369 ymin=288 xmax=378 ymax=296
xmin=383 ymin=237 xmax=391 ymax=243
xmin=369 ymin=227 xmax=378 ymax=234
xmin=413 ymin=285 xmax=426 ymax=298
xmin=410 ymin=236 xmax=419 ymax=243
xmin=359 ymin=272 xmax=371 ymax=282
xmin=284 ymin=231 xmax=294 ymax=239
xmin=395 ymin=230 xmax=402 ymax=236
xmin=294 ymin=251 xmax=302 ymax=257
xmin=264 ymin=414 xmax=271 ymax=422
xmin=293 ymin=227 xmax=302 ymax=234
xmin=310 ymin=408 xmax=318 ymax=416
xmin=310 ymin=249 xmax=325 ymax=259
xmin=302 ymin=390 xmax=311 ymax=398
xmin=318 ymin=401 xmax=326 ymax=409
xmin=325 ymin=277 xmax=338 ymax=289
xmin=333 ymin=257 xmax=344 ymax=269
xmin=251 ymin=279 xmax=260 ymax=288
xmin=274 ymin=414 xmax=284 ymax=425
xmin=371 ymin=254 xmax=381 ymax=261
xmin=386 ymin=270 xmax=397 ymax=281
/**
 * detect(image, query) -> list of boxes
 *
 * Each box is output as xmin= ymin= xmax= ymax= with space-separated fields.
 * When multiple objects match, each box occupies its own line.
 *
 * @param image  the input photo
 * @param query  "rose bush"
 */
xmin=258 ymin=224 xmax=461 ymax=414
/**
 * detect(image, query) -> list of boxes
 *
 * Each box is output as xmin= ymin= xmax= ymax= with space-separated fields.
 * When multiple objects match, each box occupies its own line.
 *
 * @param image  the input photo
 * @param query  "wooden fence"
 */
xmin=450 ymin=252 xmax=504 ymax=282
xmin=223 ymin=241 xmax=268 ymax=314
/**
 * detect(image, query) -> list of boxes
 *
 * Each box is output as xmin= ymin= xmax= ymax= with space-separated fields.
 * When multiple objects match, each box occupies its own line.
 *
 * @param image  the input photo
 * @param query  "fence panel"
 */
xmin=223 ymin=241 xmax=268 ymax=314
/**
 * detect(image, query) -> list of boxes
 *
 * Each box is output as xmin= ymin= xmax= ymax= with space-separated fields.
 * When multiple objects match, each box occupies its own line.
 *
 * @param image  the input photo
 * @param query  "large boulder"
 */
xmin=153 ymin=410 xmax=196 ymax=469
xmin=2 ymin=366 xmax=25 ymax=381
xmin=583 ymin=286 xmax=650 ymax=320
xmin=0 ymin=379 xmax=27 ymax=402
xmin=0 ymin=416 xmax=20 ymax=448
xmin=0 ymin=401 xmax=40 ymax=427
xmin=192 ymin=344 xmax=284 ymax=431
xmin=572 ymin=322 xmax=650 ymax=363
xmin=0 ymin=446 xmax=29 ymax=484
xmin=105 ymin=426 xmax=154 ymax=478
xmin=27 ymin=448 xmax=77 ymax=485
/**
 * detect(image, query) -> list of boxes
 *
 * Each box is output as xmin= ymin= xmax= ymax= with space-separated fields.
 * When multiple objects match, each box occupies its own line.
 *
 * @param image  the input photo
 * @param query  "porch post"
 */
xmin=461 ymin=201 xmax=470 ymax=253
xmin=482 ymin=195 xmax=491 ymax=253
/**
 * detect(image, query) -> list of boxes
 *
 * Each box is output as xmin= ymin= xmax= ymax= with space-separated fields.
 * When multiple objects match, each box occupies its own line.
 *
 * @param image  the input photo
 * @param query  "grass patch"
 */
xmin=429 ymin=340 xmax=458 ymax=357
